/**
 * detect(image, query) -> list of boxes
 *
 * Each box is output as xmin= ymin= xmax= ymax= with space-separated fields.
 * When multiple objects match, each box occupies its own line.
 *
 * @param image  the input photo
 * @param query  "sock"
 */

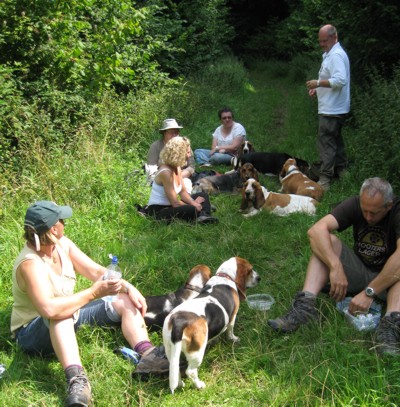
xmin=65 ymin=364 xmax=83 ymax=381
xmin=134 ymin=340 xmax=153 ymax=355
xmin=303 ymin=291 xmax=317 ymax=298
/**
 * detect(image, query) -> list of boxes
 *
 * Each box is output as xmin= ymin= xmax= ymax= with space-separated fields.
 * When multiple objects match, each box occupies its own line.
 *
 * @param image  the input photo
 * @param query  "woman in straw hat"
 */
xmin=146 ymin=118 xmax=195 ymax=189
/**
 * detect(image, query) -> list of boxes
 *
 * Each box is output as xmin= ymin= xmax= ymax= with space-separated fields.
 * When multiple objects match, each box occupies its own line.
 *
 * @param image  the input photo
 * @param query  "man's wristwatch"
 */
xmin=215 ymin=145 xmax=219 ymax=151
xmin=317 ymin=79 xmax=320 ymax=87
xmin=365 ymin=286 xmax=376 ymax=298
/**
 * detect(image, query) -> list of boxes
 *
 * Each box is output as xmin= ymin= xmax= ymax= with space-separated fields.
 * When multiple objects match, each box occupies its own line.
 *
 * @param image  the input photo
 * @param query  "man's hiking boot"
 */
xmin=268 ymin=292 xmax=318 ymax=333
xmin=65 ymin=370 xmax=91 ymax=407
xmin=375 ymin=312 xmax=400 ymax=356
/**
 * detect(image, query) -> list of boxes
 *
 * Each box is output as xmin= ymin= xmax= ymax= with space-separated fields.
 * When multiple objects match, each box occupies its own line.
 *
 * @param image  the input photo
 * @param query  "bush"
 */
xmin=348 ymin=65 xmax=400 ymax=189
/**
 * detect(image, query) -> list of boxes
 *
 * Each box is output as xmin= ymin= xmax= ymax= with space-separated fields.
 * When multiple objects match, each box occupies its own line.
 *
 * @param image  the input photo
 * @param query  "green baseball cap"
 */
xmin=24 ymin=201 xmax=73 ymax=234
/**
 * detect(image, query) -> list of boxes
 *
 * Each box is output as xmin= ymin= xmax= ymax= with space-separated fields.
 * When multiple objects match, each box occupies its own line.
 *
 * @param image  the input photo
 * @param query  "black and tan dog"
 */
xmin=191 ymin=171 xmax=241 ymax=194
xmin=234 ymin=152 xmax=309 ymax=175
xmin=144 ymin=264 xmax=212 ymax=331
xmin=162 ymin=257 xmax=260 ymax=393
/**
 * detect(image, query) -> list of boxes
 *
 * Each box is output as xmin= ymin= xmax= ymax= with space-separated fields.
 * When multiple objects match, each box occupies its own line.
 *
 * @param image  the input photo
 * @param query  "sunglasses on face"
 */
xmin=221 ymin=116 xmax=232 ymax=120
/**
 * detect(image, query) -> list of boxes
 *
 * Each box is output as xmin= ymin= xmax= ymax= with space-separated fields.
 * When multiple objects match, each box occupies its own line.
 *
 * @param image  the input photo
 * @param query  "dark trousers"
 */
xmin=148 ymin=192 xmax=212 ymax=222
xmin=317 ymin=115 xmax=347 ymax=179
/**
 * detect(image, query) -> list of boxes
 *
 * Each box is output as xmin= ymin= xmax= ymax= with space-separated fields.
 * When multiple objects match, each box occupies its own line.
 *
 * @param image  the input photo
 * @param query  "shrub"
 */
xmin=348 ymin=65 xmax=400 ymax=189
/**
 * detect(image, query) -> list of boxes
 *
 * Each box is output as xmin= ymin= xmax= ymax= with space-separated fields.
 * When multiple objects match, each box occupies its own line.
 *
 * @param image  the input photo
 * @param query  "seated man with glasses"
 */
xmin=194 ymin=107 xmax=246 ymax=167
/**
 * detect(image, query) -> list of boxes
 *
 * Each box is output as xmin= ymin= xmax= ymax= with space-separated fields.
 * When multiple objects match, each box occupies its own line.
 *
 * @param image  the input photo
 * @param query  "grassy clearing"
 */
xmin=1 ymin=58 xmax=400 ymax=406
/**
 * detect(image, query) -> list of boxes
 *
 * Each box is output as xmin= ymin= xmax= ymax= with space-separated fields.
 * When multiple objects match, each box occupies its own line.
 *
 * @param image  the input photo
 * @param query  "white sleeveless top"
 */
xmin=148 ymin=167 xmax=182 ymax=206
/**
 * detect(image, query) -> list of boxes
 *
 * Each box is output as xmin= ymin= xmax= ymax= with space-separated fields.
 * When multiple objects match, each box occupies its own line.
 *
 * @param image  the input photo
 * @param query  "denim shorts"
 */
xmin=340 ymin=243 xmax=386 ymax=300
xmin=15 ymin=299 xmax=121 ymax=356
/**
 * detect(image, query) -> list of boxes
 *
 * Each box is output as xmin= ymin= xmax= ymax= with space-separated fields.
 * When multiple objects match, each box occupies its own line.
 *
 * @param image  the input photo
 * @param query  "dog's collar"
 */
xmin=216 ymin=272 xmax=234 ymax=282
xmin=215 ymin=272 xmax=246 ymax=299
xmin=184 ymin=283 xmax=202 ymax=293
xmin=285 ymin=168 xmax=299 ymax=176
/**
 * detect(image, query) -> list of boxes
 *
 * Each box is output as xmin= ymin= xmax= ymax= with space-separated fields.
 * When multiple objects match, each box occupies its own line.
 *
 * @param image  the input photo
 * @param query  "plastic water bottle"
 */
xmin=102 ymin=254 xmax=122 ymax=302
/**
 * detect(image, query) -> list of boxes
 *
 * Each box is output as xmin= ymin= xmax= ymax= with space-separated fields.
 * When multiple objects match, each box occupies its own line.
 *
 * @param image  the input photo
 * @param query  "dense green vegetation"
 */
xmin=1 ymin=1 xmax=400 ymax=405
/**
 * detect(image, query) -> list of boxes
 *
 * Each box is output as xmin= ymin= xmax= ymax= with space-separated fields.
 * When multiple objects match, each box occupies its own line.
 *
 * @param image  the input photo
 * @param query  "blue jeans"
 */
xmin=194 ymin=148 xmax=234 ymax=165
xmin=15 ymin=299 xmax=121 ymax=356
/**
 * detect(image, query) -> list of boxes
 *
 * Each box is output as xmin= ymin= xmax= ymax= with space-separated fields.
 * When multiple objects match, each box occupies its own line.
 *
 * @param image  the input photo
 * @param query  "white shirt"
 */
xmin=212 ymin=122 xmax=246 ymax=146
xmin=317 ymin=42 xmax=350 ymax=115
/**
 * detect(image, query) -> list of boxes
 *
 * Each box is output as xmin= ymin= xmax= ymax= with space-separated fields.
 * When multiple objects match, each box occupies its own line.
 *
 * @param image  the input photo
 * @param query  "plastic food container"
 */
xmin=336 ymin=297 xmax=382 ymax=331
xmin=247 ymin=294 xmax=275 ymax=311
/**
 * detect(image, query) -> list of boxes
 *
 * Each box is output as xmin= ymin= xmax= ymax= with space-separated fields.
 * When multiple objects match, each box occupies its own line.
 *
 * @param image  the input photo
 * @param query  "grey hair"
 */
xmin=326 ymin=25 xmax=337 ymax=37
xmin=360 ymin=177 xmax=394 ymax=206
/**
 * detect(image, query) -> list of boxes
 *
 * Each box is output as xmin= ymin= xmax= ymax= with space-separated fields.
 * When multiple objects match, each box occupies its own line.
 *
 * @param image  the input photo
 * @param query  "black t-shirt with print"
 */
xmin=331 ymin=196 xmax=400 ymax=272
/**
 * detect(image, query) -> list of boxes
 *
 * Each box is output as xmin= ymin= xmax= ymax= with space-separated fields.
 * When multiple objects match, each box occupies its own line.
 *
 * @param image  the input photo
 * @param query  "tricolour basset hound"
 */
xmin=239 ymin=162 xmax=259 ymax=182
xmin=234 ymin=152 xmax=310 ymax=176
xmin=279 ymin=158 xmax=324 ymax=201
xmin=240 ymin=178 xmax=318 ymax=217
xmin=162 ymin=257 xmax=260 ymax=393
xmin=144 ymin=264 xmax=212 ymax=331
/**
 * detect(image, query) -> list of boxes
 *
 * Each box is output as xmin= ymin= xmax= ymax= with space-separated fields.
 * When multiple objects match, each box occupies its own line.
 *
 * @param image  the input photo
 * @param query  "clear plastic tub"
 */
xmin=247 ymin=294 xmax=275 ymax=311
xmin=336 ymin=297 xmax=381 ymax=331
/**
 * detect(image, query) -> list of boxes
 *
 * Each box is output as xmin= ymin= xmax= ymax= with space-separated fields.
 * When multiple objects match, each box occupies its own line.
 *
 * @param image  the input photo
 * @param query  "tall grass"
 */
xmin=1 ymin=57 xmax=400 ymax=406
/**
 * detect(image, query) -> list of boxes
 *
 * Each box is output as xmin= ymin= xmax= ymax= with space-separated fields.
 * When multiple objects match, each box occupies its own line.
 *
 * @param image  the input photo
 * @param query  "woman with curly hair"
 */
xmin=147 ymin=137 xmax=218 ymax=224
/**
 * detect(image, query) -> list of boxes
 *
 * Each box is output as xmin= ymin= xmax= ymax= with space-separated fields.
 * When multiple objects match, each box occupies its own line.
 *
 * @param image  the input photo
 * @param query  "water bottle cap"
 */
xmin=111 ymin=255 xmax=118 ymax=264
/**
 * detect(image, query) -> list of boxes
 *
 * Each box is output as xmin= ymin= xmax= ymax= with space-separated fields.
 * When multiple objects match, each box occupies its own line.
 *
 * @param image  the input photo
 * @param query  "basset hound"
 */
xmin=234 ymin=152 xmax=309 ymax=176
xmin=239 ymin=162 xmax=259 ymax=182
xmin=240 ymin=178 xmax=318 ymax=217
xmin=162 ymin=257 xmax=260 ymax=393
xmin=191 ymin=171 xmax=241 ymax=194
xmin=144 ymin=264 xmax=212 ymax=331
xmin=240 ymin=140 xmax=255 ymax=155
xmin=280 ymin=158 xmax=324 ymax=201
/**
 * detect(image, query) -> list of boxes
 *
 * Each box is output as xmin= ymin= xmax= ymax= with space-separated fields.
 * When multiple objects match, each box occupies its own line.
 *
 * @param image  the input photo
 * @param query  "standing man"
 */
xmin=268 ymin=178 xmax=400 ymax=356
xmin=306 ymin=24 xmax=350 ymax=191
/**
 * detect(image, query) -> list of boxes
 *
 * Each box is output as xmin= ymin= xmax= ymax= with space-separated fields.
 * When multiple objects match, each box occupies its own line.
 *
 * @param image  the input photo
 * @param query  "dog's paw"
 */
xmin=195 ymin=380 xmax=206 ymax=390
xmin=229 ymin=334 xmax=240 ymax=343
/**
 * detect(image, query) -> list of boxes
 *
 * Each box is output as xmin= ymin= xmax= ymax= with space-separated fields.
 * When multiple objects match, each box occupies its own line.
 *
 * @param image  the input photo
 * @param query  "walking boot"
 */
xmin=65 ymin=368 xmax=91 ymax=407
xmin=268 ymin=292 xmax=318 ymax=333
xmin=375 ymin=312 xmax=400 ymax=356
xmin=317 ymin=175 xmax=331 ymax=191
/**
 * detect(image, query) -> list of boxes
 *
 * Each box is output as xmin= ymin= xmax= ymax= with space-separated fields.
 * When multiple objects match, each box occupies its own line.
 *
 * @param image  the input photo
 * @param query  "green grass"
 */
xmin=1 ymin=58 xmax=400 ymax=406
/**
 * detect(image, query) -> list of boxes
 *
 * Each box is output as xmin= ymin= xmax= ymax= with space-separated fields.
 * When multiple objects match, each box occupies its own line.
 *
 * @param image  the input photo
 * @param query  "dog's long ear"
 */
xmin=239 ymin=184 xmax=248 ymax=211
xmin=253 ymin=167 xmax=259 ymax=181
xmin=234 ymin=258 xmax=249 ymax=301
xmin=254 ymin=182 xmax=265 ymax=209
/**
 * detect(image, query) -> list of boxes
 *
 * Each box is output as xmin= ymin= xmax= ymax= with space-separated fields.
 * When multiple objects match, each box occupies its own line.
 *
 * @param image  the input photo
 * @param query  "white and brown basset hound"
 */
xmin=280 ymin=158 xmax=324 ymax=201
xmin=240 ymin=140 xmax=255 ymax=155
xmin=145 ymin=265 xmax=212 ymax=331
xmin=162 ymin=257 xmax=260 ymax=393
xmin=240 ymin=178 xmax=318 ymax=217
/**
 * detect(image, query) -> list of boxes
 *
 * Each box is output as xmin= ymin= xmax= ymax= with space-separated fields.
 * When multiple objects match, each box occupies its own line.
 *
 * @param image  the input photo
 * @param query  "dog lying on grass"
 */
xmin=240 ymin=178 xmax=318 ymax=217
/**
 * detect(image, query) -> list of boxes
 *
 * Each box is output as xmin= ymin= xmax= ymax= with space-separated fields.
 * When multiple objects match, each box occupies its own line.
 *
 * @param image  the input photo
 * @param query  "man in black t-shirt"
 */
xmin=268 ymin=177 xmax=400 ymax=356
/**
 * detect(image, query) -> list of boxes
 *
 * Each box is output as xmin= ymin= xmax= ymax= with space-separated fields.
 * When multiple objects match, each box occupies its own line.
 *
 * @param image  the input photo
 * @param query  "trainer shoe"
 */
xmin=197 ymin=214 xmax=219 ymax=224
xmin=65 ymin=371 xmax=92 ymax=407
xmin=268 ymin=292 xmax=318 ymax=333
xmin=199 ymin=163 xmax=212 ymax=168
xmin=375 ymin=312 xmax=400 ymax=356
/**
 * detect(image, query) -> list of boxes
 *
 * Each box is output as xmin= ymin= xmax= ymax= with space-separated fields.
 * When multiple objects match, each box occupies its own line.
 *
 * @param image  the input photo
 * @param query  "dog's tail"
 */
xmin=163 ymin=313 xmax=185 ymax=394
xmin=168 ymin=338 xmax=183 ymax=394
